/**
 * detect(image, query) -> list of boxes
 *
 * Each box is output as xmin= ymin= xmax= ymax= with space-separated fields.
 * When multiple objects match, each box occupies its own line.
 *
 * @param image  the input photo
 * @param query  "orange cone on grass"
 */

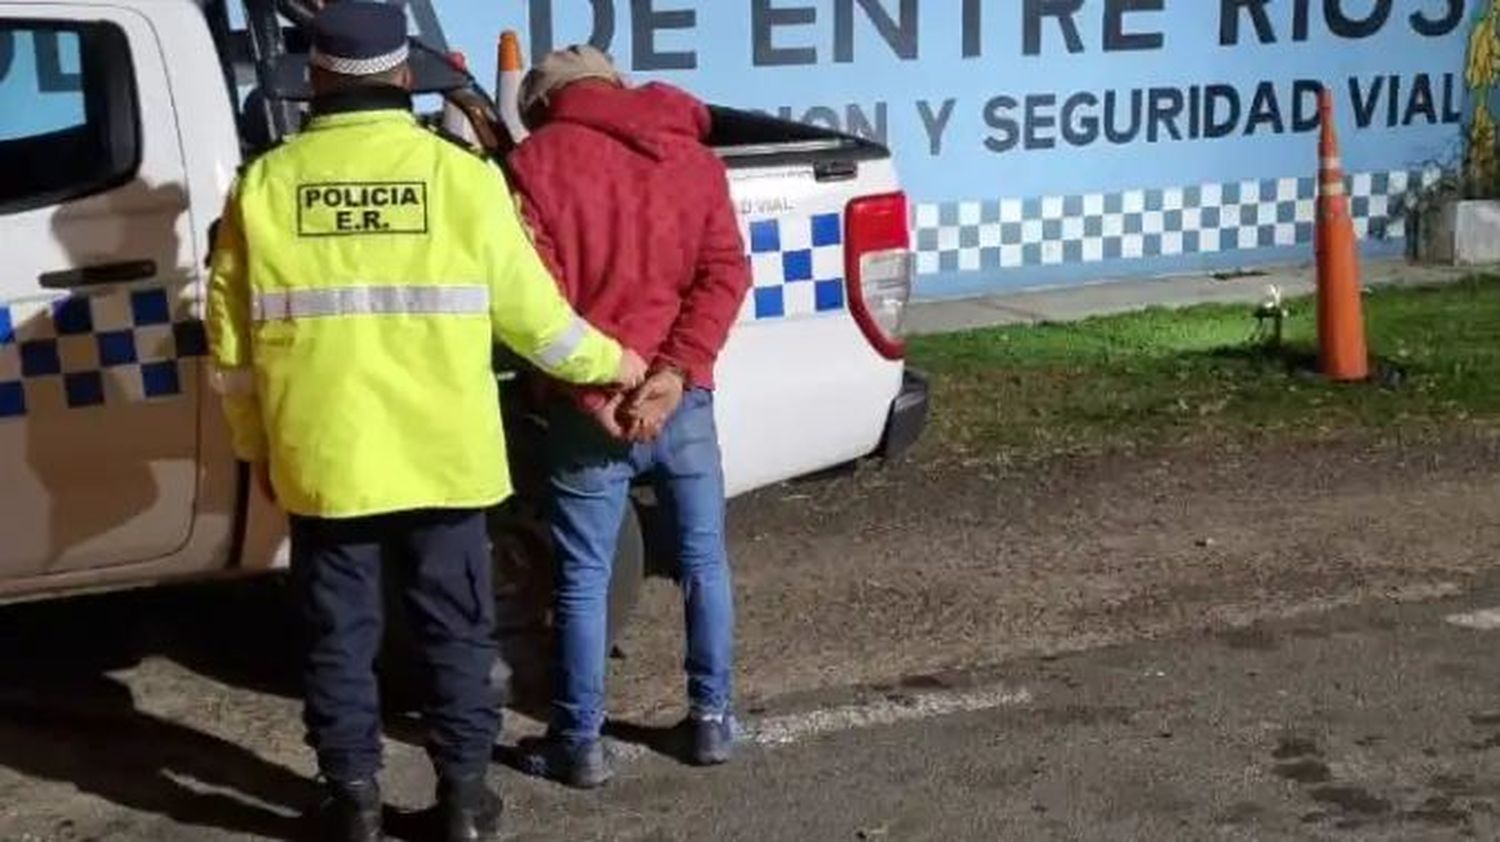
xmin=1315 ymin=87 xmax=1370 ymax=382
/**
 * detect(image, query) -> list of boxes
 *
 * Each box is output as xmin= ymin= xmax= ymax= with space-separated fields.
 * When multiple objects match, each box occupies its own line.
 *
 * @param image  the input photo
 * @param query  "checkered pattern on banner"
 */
xmin=740 ymin=211 xmax=847 ymax=322
xmin=912 ymin=168 xmax=1441 ymax=275
xmin=0 ymin=287 xmax=205 ymax=419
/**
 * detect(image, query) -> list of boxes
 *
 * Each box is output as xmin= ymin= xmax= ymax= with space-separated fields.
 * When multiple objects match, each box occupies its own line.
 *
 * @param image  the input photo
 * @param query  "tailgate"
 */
xmin=708 ymin=109 xmax=909 ymax=498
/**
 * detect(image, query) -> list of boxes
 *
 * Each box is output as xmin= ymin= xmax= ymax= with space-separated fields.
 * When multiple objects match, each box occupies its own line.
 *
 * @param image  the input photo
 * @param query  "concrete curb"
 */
xmin=904 ymin=260 xmax=1491 ymax=337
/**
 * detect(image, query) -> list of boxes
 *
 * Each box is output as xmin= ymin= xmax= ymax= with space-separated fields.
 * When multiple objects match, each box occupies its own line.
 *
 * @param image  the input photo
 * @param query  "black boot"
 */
xmin=436 ymin=774 xmax=503 ymax=842
xmin=313 ymin=778 xmax=384 ymax=842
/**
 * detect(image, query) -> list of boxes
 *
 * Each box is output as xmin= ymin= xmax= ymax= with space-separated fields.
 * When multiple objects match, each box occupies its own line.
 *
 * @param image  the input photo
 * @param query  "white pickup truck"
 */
xmin=0 ymin=0 xmax=928 ymax=644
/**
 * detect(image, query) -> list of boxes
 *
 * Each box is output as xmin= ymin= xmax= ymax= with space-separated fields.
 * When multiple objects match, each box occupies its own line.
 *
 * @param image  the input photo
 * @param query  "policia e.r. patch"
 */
xmin=296 ymin=181 xmax=429 ymax=236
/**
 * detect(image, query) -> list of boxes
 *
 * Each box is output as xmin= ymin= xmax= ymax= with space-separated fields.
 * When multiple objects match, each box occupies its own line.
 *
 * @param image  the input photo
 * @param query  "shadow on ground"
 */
xmin=0 ymin=426 xmax=803 ymax=838
xmin=0 ymin=562 xmax=693 ymax=838
xmin=0 ymin=581 xmax=314 ymax=838
xmin=1199 ymin=343 xmax=1408 ymax=388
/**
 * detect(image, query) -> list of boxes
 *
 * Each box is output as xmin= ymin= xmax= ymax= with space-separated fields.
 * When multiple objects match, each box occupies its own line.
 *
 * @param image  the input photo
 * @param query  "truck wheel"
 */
xmin=607 ymin=501 xmax=647 ymax=646
xmin=486 ymin=497 xmax=645 ymax=711
xmin=381 ymin=497 xmax=647 ymax=712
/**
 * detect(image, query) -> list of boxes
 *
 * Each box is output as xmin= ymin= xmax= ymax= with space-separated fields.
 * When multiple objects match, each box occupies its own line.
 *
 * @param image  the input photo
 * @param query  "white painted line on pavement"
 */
xmin=604 ymin=738 xmax=650 ymax=762
xmin=745 ymin=684 xmax=1034 ymax=748
xmin=1447 ymin=607 xmax=1500 ymax=630
xmin=567 ymin=684 xmax=1034 ymax=764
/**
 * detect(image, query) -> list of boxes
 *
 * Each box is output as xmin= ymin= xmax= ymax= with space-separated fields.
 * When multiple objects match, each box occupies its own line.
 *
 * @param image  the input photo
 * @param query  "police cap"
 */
xmin=310 ymin=2 xmax=409 ymax=76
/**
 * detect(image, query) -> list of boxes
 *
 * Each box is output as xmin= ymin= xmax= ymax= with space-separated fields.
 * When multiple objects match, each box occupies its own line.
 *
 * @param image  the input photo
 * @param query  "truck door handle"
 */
xmin=39 ymin=260 xmax=157 ymax=290
xmin=814 ymin=160 xmax=857 ymax=182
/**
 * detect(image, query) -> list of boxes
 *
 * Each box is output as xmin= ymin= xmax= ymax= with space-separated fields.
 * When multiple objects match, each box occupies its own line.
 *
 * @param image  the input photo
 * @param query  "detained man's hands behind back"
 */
xmin=589 ymin=392 xmax=631 ymax=440
xmin=590 ymin=350 xmax=649 ymax=441
xmin=585 ymin=367 xmax=687 ymax=443
xmin=624 ymin=368 xmax=686 ymax=442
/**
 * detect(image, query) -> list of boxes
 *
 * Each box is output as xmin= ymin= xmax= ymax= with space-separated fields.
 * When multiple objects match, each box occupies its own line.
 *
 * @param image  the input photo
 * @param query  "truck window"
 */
xmin=0 ymin=21 xmax=139 ymax=214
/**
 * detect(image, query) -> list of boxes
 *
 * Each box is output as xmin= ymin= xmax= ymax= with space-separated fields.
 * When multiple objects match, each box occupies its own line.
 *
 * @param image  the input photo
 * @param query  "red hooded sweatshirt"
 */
xmin=506 ymin=81 xmax=751 ymax=412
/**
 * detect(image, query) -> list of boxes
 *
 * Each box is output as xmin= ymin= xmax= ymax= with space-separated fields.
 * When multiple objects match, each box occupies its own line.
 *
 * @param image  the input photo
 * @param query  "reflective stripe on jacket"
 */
xmin=206 ymin=86 xmax=621 ymax=518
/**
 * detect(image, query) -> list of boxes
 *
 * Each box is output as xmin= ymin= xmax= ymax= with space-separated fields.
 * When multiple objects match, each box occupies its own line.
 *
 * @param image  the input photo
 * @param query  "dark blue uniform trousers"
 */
xmin=289 ymin=509 xmax=498 ymax=783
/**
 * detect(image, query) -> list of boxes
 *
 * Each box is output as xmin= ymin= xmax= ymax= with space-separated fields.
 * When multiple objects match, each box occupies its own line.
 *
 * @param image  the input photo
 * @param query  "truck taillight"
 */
xmin=845 ymin=192 xmax=912 ymax=360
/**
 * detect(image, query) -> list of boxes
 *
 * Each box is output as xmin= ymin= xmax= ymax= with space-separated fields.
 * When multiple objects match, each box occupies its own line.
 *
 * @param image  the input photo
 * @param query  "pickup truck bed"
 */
xmin=0 ymin=0 xmax=926 ymax=624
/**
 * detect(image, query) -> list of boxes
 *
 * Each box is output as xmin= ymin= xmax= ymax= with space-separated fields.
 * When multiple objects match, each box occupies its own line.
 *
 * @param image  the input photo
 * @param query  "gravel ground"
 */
xmin=612 ymin=429 xmax=1500 ymax=719
xmin=2 ymin=430 xmax=1499 ymax=840
xmin=498 ymin=583 xmax=1500 ymax=841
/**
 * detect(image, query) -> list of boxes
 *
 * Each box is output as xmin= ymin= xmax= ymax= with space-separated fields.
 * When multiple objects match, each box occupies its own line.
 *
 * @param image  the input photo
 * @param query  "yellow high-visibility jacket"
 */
xmin=206 ymin=88 xmax=621 ymax=519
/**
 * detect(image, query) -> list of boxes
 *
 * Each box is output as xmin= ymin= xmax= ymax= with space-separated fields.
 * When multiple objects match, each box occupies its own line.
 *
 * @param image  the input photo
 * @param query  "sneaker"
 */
xmin=312 ymin=778 xmax=384 ymax=842
xmin=688 ymin=712 xmax=735 ymax=766
xmin=519 ymin=736 xmax=614 ymax=790
xmin=436 ymin=774 xmax=502 ymax=842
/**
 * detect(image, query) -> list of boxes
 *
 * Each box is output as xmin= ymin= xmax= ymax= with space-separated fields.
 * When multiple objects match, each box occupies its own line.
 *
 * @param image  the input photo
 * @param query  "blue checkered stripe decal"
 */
xmin=0 ymin=288 xmax=206 ymax=418
xmin=741 ymin=211 xmax=846 ymax=322
xmin=912 ymin=168 xmax=1439 ymax=275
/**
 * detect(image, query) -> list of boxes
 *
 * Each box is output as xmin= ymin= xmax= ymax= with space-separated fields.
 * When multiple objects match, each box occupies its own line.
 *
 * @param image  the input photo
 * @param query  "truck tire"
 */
xmin=608 ymin=501 xmax=647 ymax=645
xmin=486 ymin=496 xmax=645 ymax=711
xmin=379 ymin=496 xmax=646 ymax=713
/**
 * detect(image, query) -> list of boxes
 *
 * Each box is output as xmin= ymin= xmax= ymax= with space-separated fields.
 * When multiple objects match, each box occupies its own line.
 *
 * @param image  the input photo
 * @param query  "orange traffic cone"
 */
xmin=1315 ymin=87 xmax=1370 ymax=382
xmin=496 ymin=31 xmax=529 ymax=143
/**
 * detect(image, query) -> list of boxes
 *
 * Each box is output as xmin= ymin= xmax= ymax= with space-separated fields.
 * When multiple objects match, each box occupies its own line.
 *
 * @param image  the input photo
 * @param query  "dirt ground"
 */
xmin=612 ymin=429 xmax=1500 ymax=718
xmin=2 ymin=428 xmax=1500 ymax=840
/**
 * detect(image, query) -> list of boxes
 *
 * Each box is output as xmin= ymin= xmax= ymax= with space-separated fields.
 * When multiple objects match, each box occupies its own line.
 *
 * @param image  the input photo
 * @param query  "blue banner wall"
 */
xmin=0 ymin=29 xmax=85 ymax=140
xmin=447 ymin=0 xmax=1477 ymax=299
xmin=0 ymin=2 xmax=1480 ymax=298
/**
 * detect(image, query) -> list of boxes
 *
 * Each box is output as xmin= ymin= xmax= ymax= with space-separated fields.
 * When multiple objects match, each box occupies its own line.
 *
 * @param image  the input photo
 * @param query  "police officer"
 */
xmin=205 ymin=5 xmax=645 ymax=841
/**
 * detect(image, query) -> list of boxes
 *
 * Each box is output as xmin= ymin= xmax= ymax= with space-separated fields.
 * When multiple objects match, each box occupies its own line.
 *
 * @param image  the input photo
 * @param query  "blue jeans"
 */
xmin=545 ymin=388 xmax=735 ymax=743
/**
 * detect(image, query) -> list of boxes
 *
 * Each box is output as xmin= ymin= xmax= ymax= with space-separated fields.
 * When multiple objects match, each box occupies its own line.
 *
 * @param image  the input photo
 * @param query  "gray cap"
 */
xmin=518 ymin=45 xmax=623 ymax=116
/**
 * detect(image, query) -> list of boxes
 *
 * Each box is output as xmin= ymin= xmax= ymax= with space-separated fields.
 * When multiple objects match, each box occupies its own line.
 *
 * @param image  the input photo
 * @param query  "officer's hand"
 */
xmin=589 ymin=392 xmax=630 ymax=440
xmin=614 ymin=348 xmax=648 ymax=389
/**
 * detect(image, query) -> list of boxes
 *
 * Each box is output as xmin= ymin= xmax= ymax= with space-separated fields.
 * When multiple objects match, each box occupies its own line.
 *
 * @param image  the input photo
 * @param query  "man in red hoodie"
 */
xmin=505 ymin=46 xmax=751 ymax=787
